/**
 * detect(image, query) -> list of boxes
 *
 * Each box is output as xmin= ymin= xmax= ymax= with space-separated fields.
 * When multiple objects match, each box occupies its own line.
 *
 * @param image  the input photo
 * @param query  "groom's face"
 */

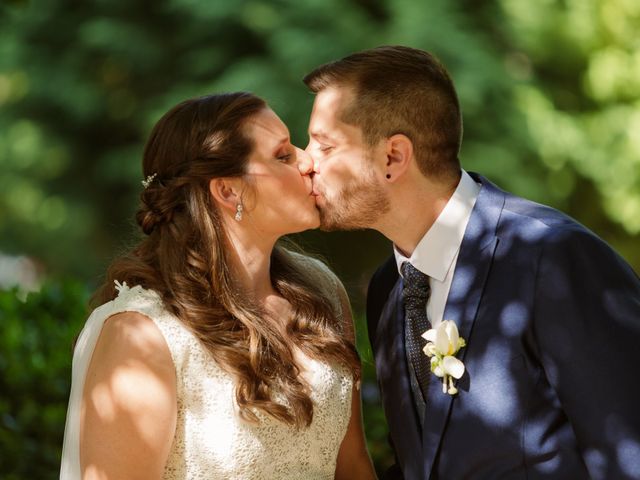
xmin=306 ymin=86 xmax=390 ymax=231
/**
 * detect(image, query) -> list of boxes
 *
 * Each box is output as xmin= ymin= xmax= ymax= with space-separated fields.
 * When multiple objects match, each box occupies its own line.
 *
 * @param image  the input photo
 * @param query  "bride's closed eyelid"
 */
xmin=275 ymin=147 xmax=295 ymax=162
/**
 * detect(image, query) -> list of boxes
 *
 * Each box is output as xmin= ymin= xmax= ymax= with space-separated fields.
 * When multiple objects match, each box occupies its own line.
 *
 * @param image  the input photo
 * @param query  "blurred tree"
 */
xmin=1 ymin=0 xmax=637 ymax=283
xmin=498 ymin=0 xmax=640 ymax=266
xmin=0 ymin=0 xmax=638 ymax=476
xmin=0 ymin=280 xmax=89 ymax=478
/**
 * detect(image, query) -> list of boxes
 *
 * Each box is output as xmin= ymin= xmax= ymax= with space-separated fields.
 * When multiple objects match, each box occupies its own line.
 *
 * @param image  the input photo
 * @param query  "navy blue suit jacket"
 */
xmin=367 ymin=173 xmax=640 ymax=479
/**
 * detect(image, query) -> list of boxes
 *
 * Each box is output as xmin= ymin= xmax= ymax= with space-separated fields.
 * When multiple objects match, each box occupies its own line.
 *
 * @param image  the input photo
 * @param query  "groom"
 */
xmin=303 ymin=46 xmax=640 ymax=479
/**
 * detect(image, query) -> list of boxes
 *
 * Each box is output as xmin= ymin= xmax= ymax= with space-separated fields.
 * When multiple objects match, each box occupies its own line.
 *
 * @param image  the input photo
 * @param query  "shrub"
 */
xmin=0 ymin=280 xmax=89 ymax=479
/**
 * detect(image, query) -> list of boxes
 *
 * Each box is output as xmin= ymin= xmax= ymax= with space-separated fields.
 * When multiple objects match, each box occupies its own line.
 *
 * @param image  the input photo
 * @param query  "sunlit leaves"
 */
xmin=501 ymin=0 xmax=640 ymax=233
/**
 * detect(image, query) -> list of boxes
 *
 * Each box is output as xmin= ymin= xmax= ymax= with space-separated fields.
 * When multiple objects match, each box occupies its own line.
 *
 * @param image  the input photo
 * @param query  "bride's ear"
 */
xmin=209 ymin=178 xmax=241 ymax=214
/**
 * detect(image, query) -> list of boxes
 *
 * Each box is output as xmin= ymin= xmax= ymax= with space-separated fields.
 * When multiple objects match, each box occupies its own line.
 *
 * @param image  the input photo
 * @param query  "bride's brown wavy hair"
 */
xmin=92 ymin=92 xmax=360 ymax=428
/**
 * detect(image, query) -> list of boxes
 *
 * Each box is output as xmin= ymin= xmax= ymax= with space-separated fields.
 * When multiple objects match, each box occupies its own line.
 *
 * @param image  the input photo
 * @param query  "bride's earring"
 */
xmin=234 ymin=203 xmax=243 ymax=221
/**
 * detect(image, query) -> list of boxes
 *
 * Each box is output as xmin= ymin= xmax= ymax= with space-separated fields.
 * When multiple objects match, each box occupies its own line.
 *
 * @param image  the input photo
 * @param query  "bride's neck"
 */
xmin=224 ymin=229 xmax=277 ymax=302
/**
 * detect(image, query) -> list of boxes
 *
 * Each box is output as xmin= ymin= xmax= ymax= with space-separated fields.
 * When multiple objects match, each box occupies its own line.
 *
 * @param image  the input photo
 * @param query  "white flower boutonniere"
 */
xmin=422 ymin=320 xmax=466 ymax=395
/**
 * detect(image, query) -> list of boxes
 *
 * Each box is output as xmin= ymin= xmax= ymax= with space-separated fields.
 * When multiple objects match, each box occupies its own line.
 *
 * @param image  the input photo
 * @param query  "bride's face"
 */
xmin=240 ymin=108 xmax=319 ymax=236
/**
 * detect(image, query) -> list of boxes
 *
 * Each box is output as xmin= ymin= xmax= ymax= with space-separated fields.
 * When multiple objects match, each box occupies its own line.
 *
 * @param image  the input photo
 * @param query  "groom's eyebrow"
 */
xmin=309 ymin=130 xmax=336 ymax=142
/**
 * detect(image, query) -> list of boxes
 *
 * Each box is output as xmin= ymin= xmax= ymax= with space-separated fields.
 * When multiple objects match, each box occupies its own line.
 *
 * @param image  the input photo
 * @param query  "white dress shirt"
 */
xmin=394 ymin=170 xmax=481 ymax=327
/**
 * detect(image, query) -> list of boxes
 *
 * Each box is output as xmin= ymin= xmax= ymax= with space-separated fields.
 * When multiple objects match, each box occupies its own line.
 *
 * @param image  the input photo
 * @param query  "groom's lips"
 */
xmin=310 ymin=179 xmax=323 ymax=197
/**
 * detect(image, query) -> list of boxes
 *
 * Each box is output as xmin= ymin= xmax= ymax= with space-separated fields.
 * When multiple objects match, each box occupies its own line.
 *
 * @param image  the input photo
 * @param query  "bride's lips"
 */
xmin=310 ymin=180 xmax=321 ymax=196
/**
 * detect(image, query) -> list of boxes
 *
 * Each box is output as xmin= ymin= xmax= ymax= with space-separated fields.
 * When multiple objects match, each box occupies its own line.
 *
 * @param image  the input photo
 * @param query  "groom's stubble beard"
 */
xmin=317 ymin=166 xmax=390 ymax=231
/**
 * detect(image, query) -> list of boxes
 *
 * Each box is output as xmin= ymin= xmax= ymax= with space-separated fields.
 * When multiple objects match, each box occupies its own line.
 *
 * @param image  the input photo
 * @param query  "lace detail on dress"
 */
xmin=60 ymin=283 xmax=353 ymax=480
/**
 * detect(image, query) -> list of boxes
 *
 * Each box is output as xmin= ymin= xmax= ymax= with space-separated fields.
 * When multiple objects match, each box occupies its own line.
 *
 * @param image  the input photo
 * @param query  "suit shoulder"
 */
xmin=366 ymin=255 xmax=398 ymax=347
xmin=502 ymin=194 xmax=579 ymax=229
xmin=498 ymin=196 xmax=636 ymax=277
xmin=368 ymin=255 xmax=398 ymax=292
xmin=498 ymin=194 xmax=606 ymax=246
xmin=366 ymin=255 xmax=398 ymax=317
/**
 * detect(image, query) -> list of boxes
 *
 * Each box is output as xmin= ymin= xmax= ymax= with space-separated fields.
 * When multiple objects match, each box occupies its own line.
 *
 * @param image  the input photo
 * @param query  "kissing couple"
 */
xmin=60 ymin=46 xmax=640 ymax=479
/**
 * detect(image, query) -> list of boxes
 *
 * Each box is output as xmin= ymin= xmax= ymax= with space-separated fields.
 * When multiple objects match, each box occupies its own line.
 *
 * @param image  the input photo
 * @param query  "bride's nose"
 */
xmin=296 ymin=148 xmax=314 ymax=176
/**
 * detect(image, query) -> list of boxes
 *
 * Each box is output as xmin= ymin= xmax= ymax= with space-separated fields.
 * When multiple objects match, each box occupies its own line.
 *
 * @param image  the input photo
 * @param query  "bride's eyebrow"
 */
xmin=271 ymin=137 xmax=290 ymax=154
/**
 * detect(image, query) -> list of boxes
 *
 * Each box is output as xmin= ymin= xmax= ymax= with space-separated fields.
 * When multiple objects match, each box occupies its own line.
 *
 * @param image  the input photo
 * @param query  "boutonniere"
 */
xmin=422 ymin=320 xmax=466 ymax=395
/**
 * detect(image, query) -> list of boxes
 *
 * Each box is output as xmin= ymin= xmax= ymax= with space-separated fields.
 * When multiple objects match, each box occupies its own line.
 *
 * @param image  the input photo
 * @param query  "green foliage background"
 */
xmin=1 ymin=0 xmax=638 ymax=476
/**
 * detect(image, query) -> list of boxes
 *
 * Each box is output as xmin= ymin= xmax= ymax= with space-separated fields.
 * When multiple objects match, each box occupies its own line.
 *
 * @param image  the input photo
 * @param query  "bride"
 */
xmin=60 ymin=92 xmax=377 ymax=479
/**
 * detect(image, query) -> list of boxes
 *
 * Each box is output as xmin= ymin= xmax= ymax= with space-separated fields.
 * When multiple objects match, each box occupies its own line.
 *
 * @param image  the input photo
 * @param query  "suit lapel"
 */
xmin=421 ymin=173 xmax=505 ymax=479
xmin=374 ymin=280 xmax=423 ymax=479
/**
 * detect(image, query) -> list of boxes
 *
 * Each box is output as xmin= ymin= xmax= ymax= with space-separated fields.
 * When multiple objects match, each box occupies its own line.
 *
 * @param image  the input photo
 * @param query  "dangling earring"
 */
xmin=234 ymin=203 xmax=243 ymax=221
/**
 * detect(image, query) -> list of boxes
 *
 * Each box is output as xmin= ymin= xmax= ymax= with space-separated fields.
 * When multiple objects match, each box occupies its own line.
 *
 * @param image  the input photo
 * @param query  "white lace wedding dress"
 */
xmin=60 ymin=282 xmax=353 ymax=479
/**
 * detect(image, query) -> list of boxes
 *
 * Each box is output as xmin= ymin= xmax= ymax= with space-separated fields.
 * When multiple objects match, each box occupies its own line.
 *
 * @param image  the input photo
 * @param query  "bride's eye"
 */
xmin=319 ymin=144 xmax=333 ymax=153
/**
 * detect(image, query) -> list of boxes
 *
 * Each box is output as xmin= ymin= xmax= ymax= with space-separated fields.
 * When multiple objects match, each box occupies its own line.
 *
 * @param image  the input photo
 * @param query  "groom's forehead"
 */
xmin=312 ymin=85 xmax=355 ymax=113
xmin=309 ymin=91 xmax=356 ymax=138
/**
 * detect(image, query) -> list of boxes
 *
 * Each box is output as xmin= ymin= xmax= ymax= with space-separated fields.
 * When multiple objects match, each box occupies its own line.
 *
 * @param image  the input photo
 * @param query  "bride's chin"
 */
xmin=309 ymin=209 xmax=321 ymax=229
xmin=302 ymin=214 xmax=321 ymax=231
xmin=302 ymin=202 xmax=321 ymax=228
xmin=291 ymin=212 xmax=321 ymax=233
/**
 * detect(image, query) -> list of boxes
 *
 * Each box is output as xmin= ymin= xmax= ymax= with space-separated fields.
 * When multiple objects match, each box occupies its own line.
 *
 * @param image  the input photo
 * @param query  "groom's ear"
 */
xmin=209 ymin=178 xmax=242 ymax=214
xmin=385 ymin=134 xmax=413 ymax=182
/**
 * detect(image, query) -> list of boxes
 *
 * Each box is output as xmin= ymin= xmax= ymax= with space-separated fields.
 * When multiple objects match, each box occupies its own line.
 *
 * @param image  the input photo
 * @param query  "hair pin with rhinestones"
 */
xmin=141 ymin=173 xmax=157 ymax=189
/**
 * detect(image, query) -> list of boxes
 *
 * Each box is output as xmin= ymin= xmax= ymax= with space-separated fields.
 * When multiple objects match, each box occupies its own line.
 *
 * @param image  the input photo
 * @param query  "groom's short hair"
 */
xmin=304 ymin=45 xmax=462 ymax=180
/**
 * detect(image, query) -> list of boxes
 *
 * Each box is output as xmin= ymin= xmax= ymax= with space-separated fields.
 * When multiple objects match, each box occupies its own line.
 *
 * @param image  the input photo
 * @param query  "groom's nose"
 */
xmin=296 ymin=148 xmax=314 ymax=176
xmin=304 ymin=145 xmax=320 ymax=175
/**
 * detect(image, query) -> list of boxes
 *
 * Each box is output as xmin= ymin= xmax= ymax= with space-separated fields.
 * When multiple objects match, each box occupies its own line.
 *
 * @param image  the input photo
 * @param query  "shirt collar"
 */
xmin=394 ymin=170 xmax=481 ymax=282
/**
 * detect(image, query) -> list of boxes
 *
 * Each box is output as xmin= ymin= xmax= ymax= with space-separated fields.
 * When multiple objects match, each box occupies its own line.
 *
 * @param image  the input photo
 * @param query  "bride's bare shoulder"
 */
xmin=80 ymin=311 xmax=177 ymax=474
xmin=86 ymin=311 xmax=176 ymax=389
xmin=101 ymin=311 xmax=168 ymax=351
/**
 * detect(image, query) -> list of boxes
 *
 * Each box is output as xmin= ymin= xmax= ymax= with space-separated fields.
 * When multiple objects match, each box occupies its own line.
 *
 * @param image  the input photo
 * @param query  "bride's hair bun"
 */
xmin=136 ymin=182 xmax=176 ymax=235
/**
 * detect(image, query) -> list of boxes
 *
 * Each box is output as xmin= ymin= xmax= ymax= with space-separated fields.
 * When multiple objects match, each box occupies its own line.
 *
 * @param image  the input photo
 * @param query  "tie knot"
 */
xmin=402 ymin=262 xmax=429 ymax=288
xmin=401 ymin=262 xmax=430 ymax=304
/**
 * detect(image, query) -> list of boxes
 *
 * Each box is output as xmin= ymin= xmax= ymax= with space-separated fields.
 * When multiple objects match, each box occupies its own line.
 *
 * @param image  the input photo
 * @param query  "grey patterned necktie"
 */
xmin=401 ymin=262 xmax=432 ymax=414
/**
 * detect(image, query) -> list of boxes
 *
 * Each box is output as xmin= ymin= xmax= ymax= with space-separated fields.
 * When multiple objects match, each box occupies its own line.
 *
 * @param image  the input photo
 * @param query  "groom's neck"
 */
xmin=377 ymin=173 xmax=458 ymax=257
